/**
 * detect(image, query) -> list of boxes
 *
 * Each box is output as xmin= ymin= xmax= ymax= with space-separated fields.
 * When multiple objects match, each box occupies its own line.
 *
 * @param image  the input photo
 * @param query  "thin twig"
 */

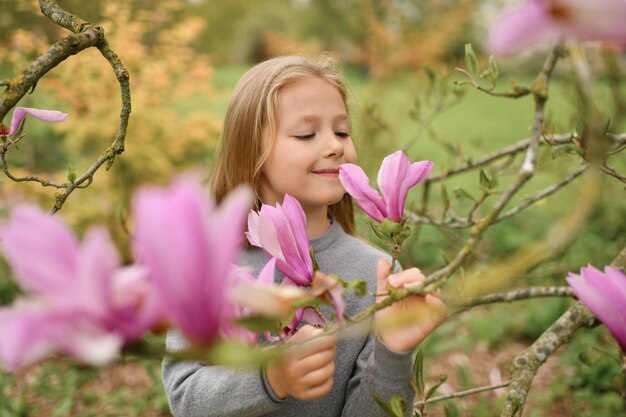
xmin=601 ymin=164 xmax=626 ymax=184
xmin=416 ymin=382 xmax=511 ymax=406
xmin=457 ymin=286 xmax=574 ymax=309
xmin=403 ymin=94 xmax=465 ymax=152
xmin=409 ymin=165 xmax=586 ymax=228
xmin=425 ymin=134 xmax=572 ymax=183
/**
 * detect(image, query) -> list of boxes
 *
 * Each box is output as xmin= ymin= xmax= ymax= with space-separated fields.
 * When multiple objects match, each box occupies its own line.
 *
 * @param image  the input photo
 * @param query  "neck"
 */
xmin=304 ymin=205 xmax=331 ymax=239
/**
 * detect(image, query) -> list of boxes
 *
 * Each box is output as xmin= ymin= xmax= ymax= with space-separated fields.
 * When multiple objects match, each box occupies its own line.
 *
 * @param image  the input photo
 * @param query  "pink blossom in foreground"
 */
xmin=4 ymin=107 xmax=68 ymax=137
xmin=566 ymin=265 xmax=626 ymax=351
xmin=0 ymin=206 xmax=159 ymax=371
xmin=225 ymin=258 xmax=281 ymax=344
xmin=339 ymin=151 xmax=433 ymax=223
xmin=312 ymin=272 xmax=346 ymax=323
xmin=132 ymin=179 xmax=251 ymax=346
xmin=487 ymin=0 xmax=626 ymax=55
xmin=246 ymin=194 xmax=314 ymax=286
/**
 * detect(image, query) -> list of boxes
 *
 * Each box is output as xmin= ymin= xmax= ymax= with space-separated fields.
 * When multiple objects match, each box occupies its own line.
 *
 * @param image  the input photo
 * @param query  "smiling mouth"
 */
xmin=313 ymin=169 xmax=340 ymax=176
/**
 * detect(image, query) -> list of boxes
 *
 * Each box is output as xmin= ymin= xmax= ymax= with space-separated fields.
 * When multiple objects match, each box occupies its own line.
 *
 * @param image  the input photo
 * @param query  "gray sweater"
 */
xmin=162 ymin=221 xmax=415 ymax=417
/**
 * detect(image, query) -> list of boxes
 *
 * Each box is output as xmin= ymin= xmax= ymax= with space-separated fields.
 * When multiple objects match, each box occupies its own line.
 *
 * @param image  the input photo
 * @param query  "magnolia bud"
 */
xmin=378 ymin=218 xmax=402 ymax=234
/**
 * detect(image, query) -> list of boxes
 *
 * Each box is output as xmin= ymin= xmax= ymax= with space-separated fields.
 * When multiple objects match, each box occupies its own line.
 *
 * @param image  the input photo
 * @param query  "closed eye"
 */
xmin=336 ymin=131 xmax=350 ymax=138
xmin=294 ymin=133 xmax=315 ymax=140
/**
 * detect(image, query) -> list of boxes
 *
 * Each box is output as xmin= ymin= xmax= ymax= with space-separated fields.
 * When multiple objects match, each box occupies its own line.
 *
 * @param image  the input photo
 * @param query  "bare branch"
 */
xmin=458 ymin=286 xmax=574 ymax=309
xmin=409 ymin=165 xmax=587 ymax=228
xmin=425 ymin=134 xmax=572 ymax=183
xmin=500 ymin=244 xmax=626 ymax=417
xmin=0 ymin=27 xmax=103 ymax=121
xmin=500 ymin=302 xmax=595 ymax=417
xmin=601 ymin=164 xmax=626 ymax=184
xmin=416 ymin=382 xmax=510 ymax=406
xmin=39 ymin=0 xmax=92 ymax=33
xmin=0 ymin=0 xmax=131 ymax=213
xmin=422 ymin=43 xmax=563 ymax=287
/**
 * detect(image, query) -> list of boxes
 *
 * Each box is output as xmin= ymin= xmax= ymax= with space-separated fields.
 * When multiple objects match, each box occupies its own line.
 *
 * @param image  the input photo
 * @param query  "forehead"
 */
xmin=275 ymin=77 xmax=347 ymax=121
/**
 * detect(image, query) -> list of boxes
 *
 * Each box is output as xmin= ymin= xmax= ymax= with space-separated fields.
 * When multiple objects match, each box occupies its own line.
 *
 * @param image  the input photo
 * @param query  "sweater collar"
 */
xmin=310 ymin=219 xmax=343 ymax=253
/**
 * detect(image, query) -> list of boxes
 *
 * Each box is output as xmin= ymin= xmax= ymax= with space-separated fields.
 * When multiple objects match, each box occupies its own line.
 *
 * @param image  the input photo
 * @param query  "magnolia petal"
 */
xmin=567 ymin=267 xmax=626 ymax=350
xmin=74 ymin=228 xmax=121 ymax=318
xmin=555 ymin=0 xmax=626 ymax=43
xmin=8 ymin=107 xmax=68 ymax=137
xmin=0 ymin=303 xmax=56 ymax=371
xmin=110 ymin=265 xmax=162 ymax=340
xmin=133 ymin=179 xmax=229 ymax=345
xmin=257 ymin=257 xmax=278 ymax=286
xmin=281 ymin=194 xmax=312 ymax=275
xmin=487 ymin=0 xmax=559 ymax=55
xmin=215 ymin=186 xmax=253 ymax=279
xmin=0 ymin=303 xmax=122 ymax=371
xmin=377 ymin=151 xmax=409 ymax=222
xmin=339 ymin=163 xmax=386 ymax=222
xmin=395 ymin=159 xmax=433 ymax=219
xmin=0 ymin=205 xmax=79 ymax=296
xmin=301 ymin=307 xmax=325 ymax=328
xmin=328 ymin=284 xmax=346 ymax=323
xmin=311 ymin=272 xmax=346 ymax=323
xmin=246 ymin=210 xmax=262 ymax=247
xmin=57 ymin=321 xmax=122 ymax=366
xmin=605 ymin=267 xmax=626 ymax=303
xmin=262 ymin=204 xmax=312 ymax=285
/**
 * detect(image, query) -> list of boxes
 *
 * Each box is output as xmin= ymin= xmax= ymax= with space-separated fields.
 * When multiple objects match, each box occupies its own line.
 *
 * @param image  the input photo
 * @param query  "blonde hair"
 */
xmin=212 ymin=55 xmax=355 ymax=235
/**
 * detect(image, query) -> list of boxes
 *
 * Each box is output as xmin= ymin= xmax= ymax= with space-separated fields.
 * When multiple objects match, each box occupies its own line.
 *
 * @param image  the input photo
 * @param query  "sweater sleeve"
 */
xmin=341 ymin=326 xmax=416 ymax=417
xmin=161 ymin=329 xmax=284 ymax=417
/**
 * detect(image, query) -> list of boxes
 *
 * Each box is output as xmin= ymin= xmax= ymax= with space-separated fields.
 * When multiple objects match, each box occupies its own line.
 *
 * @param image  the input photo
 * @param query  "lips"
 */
xmin=312 ymin=168 xmax=340 ymax=176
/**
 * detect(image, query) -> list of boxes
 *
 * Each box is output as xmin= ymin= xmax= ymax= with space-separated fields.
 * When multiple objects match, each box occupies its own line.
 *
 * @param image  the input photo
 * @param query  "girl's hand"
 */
xmin=265 ymin=325 xmax=336 ymax=401
xmin=374 ymin=259 xmax=447 ymax=352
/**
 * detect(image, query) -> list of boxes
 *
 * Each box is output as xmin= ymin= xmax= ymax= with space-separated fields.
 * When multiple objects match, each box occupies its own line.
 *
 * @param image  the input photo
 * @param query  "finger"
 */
xmin=389 ymin=268 xmax=425 ymax=289
xmin=297 ymin=376 xmax=334 ymax=401
xmin=376 ymin=258 xmax=391 ymax=301
xmin=292 ymin=334 xmax=336 ymax=360
xmin=290 ymin=324 xmax=322 ymax=341
xmin=425 ymin=294 xmax=448 ymax=315
xmin=295 ymin=346 xmax=336 ymax=373
xmin=301 ymin=359 xmax=335 ymax=385
xmin=288 ymin=325 xmax=336 ymax=356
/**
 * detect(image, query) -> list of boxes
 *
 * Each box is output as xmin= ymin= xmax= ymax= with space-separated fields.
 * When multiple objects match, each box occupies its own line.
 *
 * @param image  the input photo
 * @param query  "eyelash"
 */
xmin=294 ymin=132 xmax=351 ymax=140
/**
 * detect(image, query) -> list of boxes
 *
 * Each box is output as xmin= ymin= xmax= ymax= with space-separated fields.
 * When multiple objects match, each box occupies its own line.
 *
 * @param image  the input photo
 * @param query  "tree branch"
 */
xmin=421 ymin=43 xmax=563 ymax=287
xmin=416 ymin=382 xmax=511 ymax=406
xmin=0 ymin=27 xmax=104 ymax=122
xmin=458 ymin=286 xmax=574 ymax=309
xmin=39 ymin=0 xmax=92 ymax=33
xmin=424 ymin=134 xmax=572 ymax=184
xmin=500 ymin=244 xmax=626 ymax=417
xmin=0 ymin=0 xmax=131 ymax=213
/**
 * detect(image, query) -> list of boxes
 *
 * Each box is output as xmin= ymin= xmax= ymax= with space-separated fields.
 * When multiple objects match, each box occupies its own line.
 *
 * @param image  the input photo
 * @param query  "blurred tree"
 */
xmin=0 ymin=0 xmax=219 ymax=256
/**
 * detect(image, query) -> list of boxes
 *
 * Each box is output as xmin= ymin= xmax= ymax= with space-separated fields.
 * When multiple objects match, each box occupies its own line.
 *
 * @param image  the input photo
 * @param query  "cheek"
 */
xmin=345 ymin=143 xmax=357 ymax=164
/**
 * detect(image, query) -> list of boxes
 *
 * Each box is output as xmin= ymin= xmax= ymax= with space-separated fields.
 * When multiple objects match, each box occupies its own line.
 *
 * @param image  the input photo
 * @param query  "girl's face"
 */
xmin=259 ymin=76 xmax=357 ymax=213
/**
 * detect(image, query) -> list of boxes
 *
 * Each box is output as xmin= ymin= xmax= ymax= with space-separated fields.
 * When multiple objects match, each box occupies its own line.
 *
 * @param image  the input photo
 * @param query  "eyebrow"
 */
xmin=294 ymin=114 xmax=349 ymax=123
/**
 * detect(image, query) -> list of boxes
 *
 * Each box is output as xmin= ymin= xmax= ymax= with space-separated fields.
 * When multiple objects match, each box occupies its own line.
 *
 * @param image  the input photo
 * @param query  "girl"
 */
xmin=162 ymin=55 xmax=447 ymax=417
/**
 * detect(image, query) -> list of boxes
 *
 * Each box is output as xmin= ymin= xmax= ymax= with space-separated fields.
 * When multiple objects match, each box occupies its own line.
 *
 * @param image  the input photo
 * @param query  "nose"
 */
xmin=322 ymin=130 xmax=344 ymax=158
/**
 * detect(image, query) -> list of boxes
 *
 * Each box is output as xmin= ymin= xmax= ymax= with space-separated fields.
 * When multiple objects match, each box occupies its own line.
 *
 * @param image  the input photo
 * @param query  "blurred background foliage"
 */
xmin=0 ymin=0 xmax=625 ymax=416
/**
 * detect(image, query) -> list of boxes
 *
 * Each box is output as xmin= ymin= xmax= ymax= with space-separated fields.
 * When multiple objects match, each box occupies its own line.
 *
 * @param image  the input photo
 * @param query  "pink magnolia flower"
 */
xmin=246 ymin=194 xmax=314 ymax=286
xmin=0 ymin=206 xmax=159 ymax=371
xmin=339 ymin=151 xmax=433 ymax=223
xmin=132 ymin=179 xmax=251 ymax=346
xmin=2 ymin=107 xmax=68 ymax=137
xmin=311 ymin=272 xmax=346 ymax=323
xmin=566 ymin=265 xmax=626 ymax=351
xmin=487 ymin=0 xmax=626 ymax=55
xmin=225 ymin=258 xmax=282 ymax=344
